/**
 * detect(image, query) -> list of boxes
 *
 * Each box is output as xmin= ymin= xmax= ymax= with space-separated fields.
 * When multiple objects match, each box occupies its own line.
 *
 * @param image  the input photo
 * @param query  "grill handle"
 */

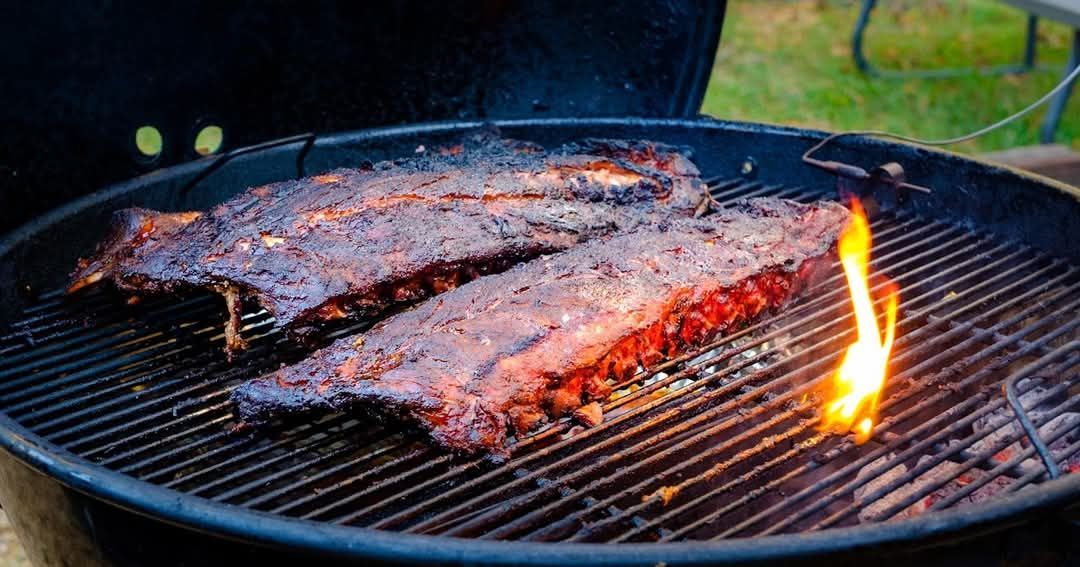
xmin=179 ymin=133 xmax=316 ymax=197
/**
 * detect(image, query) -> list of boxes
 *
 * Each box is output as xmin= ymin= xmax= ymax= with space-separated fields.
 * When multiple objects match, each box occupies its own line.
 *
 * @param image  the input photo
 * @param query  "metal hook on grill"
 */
xmin=801 ymin=138 xmax=932 ymax=203
xmin=179 ymin=132 xmax=316 ymax=197
xmin=1002 ymin=343 xmax=1080 ymax=480
xmin=1004 ymin=374 xmax=1062 ymax=480
xmin=801 ymin=62 xmax=1080 ymax=200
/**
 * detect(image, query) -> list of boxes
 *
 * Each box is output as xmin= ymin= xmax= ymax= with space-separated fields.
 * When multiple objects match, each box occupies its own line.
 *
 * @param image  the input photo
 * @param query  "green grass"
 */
xmin=702 ymin=0 xmax=1078 ymax=153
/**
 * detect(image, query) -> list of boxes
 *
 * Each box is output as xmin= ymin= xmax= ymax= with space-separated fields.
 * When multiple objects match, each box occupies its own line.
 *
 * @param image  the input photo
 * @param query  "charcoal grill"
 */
xmin=1 ymin=3 xmax=1079 ymax=566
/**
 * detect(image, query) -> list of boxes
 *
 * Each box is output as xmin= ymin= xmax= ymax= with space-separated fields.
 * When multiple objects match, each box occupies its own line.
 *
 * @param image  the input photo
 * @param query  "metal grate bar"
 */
xmin=1 ymin=173 xmax=1076 ymax=544
xmin=71 ymin=399 xmax=233 ymax=457
xmin=367 ymin=246 xmax=1023 ymax=531
xmin=515 ymin=278 xmax=1070 ymax=541
xmin=716 ymin=183 xmax=790 ymax=203
xmin=42 ymin=322 xmax=285 ymax=450
xmin=238 ymin=438 xmax=414 ymax=509
xmin=813 ymin=356 xmax=1078 ymax=530
xmin=721 ymin=304 xmax=1078 ymax=539
xmin=557 ymin=257 xmax=1080 ymax=540
xmin=1004 ymin=360 xmax=1069 ymax=479
xmin=660 ymin=311 xmax=1080 ymax=542
xmin=708 ymin=180 xmax=762 ymax=201
xmin=209 ymin=435 xmax=387 ymax=503
xmin=0 ymin=295 xmax=217 ymax=378
xmin=13 ymin=317 xmax=276 ymax=426
xmin=931 ymin=422 xmax=1080 ymax=510
xmin=339 ymin=212 xmax=971 ymax=529
xmin=270 ymin=449 xmax=434 ymax=514
xmin=386 ymin=222 xmax=1044 ymax=535
xmin=382 ymin=222 xmax=1028 ymax=531
xmin=131 ymin=415 xmax=353 ymax=481
xmin=853 ymin=366 xmax=1078 ymax=523
xmin=303 ymin=452 xmax=457 ymax=521
xmin=605 ymin=347 xmax=1078 ymax=541
xmin=521 ymin=269 xmax=1077 ymax=542
xmin=661 ymin=394 xmax=991 ymax=541
xmin=178 ymin=423 xmax=368 ymax=496
xmin=0 ymin=311 xmax=275 ymax=417
xmin=0 ymin=293 xmax=220 ymax=386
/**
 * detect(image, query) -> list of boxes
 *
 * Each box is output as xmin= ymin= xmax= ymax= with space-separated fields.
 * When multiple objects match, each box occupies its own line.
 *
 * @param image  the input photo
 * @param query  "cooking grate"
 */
xmin=0 ymin=177 xmax=1077 ymax=543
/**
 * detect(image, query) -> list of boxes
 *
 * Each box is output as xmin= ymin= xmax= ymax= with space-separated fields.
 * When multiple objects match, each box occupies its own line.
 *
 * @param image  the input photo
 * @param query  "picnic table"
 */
xmin=853 ymin=0 xmax=1079 ymax=143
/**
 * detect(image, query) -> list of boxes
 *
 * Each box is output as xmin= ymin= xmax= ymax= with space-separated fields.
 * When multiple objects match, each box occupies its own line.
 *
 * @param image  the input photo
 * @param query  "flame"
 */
xmin=821 ymin=199 xmax=898 ymax=444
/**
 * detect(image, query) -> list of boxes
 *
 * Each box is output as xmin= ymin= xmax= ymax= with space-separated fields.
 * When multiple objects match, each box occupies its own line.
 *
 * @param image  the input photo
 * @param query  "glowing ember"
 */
xmin=821 ymin=199 xmax=898 ymax=444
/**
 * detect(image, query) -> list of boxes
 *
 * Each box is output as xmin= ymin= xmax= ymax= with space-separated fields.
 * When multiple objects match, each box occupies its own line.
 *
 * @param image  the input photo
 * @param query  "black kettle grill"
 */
xmin=1 ymin=2 xmax=1078 ymax=565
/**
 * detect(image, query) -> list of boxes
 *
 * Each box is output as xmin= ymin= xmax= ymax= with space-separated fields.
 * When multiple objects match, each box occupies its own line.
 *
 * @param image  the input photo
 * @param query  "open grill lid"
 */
xmin=0 ymin=0 xmax=725 ymax=233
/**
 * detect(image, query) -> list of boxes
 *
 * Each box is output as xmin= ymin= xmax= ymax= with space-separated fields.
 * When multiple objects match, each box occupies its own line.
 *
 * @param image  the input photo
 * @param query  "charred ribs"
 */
xmin=69 ymin=138 xmax=706 ymax=353
xmin=232 ymin=198 xmax=851 ymax=455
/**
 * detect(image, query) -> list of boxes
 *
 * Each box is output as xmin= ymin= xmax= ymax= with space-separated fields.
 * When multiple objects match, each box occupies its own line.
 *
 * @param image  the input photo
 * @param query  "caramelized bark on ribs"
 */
xmin=69 ymin=138 xmax=706 ymax=353
xmin=232 ymin=198 xmax=851 ymax=455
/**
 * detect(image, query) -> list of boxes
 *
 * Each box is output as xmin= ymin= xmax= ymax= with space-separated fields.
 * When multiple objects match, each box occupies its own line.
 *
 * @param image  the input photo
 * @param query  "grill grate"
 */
xmin=1 ymin=178 xmax=1077 ymax=542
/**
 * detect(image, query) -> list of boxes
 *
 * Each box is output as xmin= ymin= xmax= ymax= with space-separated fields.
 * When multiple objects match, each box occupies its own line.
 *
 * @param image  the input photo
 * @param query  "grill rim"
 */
xmin=1 ymin=117 xmax=1079 ymax=564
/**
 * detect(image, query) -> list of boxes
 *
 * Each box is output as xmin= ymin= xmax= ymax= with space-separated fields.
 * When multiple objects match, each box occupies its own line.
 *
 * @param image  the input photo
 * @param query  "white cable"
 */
xmin=805 ymin=62 xmax=1080 ymax=159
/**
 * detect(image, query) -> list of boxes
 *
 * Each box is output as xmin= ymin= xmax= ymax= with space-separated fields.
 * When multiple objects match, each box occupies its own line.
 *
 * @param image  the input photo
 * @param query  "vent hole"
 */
xmin=134 ymin=126 xmax=163 ymax=158
xmin=194 ymin=125 xmax=224 ymax=156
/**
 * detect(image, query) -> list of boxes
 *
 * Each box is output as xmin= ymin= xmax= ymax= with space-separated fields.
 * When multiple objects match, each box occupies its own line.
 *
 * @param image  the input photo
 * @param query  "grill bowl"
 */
xmin=0 ymin=117 xmax=1078 ymax=566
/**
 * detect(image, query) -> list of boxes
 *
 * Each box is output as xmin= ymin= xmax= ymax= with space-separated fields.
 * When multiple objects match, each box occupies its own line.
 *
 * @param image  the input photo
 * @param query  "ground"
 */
xmin=0 ymin=512 xmax=28 ymax=566
xmin=702 ymin=0 xmax=1078 ymax=153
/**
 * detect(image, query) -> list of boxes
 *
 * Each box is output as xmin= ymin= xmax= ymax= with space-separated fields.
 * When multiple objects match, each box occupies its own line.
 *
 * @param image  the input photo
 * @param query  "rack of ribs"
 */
xmin=232 ymin=198 xmax=851 ymax=455
xmin=68 ymin=137 xmax=707 ymax=354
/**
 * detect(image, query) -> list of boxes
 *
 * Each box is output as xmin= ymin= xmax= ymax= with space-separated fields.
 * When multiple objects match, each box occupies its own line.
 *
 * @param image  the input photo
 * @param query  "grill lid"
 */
xmin=0 ymin=0 xmax=725 ymax=233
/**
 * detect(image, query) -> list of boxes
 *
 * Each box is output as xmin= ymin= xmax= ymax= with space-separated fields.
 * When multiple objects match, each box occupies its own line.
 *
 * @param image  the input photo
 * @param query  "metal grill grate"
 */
xmin=1 ymin=178 xmax=1077 ymax=542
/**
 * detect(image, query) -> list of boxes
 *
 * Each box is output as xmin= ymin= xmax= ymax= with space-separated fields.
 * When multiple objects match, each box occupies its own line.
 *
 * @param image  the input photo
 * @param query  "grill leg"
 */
xmin=1023 ymin=14 xmax=1038 ymax=69
xmin=1039 ymin=29 xmax=1080 ymax=144
xmin=851 ymin=0 xmax=877 ymax=76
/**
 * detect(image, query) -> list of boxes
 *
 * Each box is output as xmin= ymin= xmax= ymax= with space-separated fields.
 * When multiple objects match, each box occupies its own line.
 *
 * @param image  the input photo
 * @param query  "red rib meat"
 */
xmin=69 ymin=137 xmax=706 ymax=353
xmin=232 ymin=198 xmax=850 ymax=455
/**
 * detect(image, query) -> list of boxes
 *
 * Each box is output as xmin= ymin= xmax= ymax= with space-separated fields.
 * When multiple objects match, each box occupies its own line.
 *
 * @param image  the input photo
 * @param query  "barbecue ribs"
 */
xmin=69 ymin=137 xmax=706 ymax=353
xmin=232 ymin=198 xmax=851 ymax=455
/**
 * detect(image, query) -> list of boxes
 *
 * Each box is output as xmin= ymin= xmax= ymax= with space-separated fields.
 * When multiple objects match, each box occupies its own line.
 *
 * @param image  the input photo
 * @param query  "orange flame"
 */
xmin=821 ymin=199 xmax=898 ymax=444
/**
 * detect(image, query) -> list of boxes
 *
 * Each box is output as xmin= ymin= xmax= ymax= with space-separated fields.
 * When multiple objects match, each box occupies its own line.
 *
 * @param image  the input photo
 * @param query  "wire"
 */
xmin=804 ymin=63 xmax=1080 ymax=161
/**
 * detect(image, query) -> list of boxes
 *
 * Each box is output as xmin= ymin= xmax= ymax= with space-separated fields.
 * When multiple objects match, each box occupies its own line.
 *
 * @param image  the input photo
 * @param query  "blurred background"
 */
xmin=703 ymin=0 xmax=1077 ymax=155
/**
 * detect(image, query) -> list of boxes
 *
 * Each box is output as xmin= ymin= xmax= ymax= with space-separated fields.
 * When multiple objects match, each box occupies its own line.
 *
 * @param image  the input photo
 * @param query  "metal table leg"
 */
xmin=853 ymin=0 xmax=1039 ymax=78
xmin=1039 ymin=28 xmax=1080 ymax=144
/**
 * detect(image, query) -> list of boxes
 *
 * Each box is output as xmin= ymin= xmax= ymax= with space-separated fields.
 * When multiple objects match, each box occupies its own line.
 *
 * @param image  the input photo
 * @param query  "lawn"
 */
xmin=702 ymin=0 xmax=1078 ymax=153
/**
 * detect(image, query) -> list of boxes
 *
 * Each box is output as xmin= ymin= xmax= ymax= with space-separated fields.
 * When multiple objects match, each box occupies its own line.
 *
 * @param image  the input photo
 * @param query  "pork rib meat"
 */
xmin=232 ymin=198 xmax=850 ymax=455
xmin=69 ymin=138 xmax=706 ymax=353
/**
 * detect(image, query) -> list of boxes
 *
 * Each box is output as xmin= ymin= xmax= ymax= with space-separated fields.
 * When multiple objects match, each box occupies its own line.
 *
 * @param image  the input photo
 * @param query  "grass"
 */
xmin=702 ymin=0 xmax=1078 ymax=153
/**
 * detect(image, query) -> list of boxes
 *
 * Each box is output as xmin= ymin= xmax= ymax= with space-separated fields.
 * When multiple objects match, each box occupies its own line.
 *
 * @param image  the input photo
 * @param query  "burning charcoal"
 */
xmin=853 ymin=453 xmax=910 ymax=522
xmin=971 ymin=413 xmax=1080 ymax=475
xmin=902 ymin=454 xmax=1020 ymax=516
xmin=857 ymin=405 xmax=1080 ymax=525
xmin=971 ymin=382 xmax=1080 ymax=477
xmin=855 ymin=435 xmax=1062 ymax=525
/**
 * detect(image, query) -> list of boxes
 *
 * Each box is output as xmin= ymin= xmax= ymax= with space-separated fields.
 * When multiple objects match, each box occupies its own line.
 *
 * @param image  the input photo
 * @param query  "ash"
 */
xmin=688 ymin=326 xmax=799 ymax=388
xmin=854 ymin=380 xmax=1080 ymax=523
xmin=605 ymin=326 xmax=798 ymax=418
